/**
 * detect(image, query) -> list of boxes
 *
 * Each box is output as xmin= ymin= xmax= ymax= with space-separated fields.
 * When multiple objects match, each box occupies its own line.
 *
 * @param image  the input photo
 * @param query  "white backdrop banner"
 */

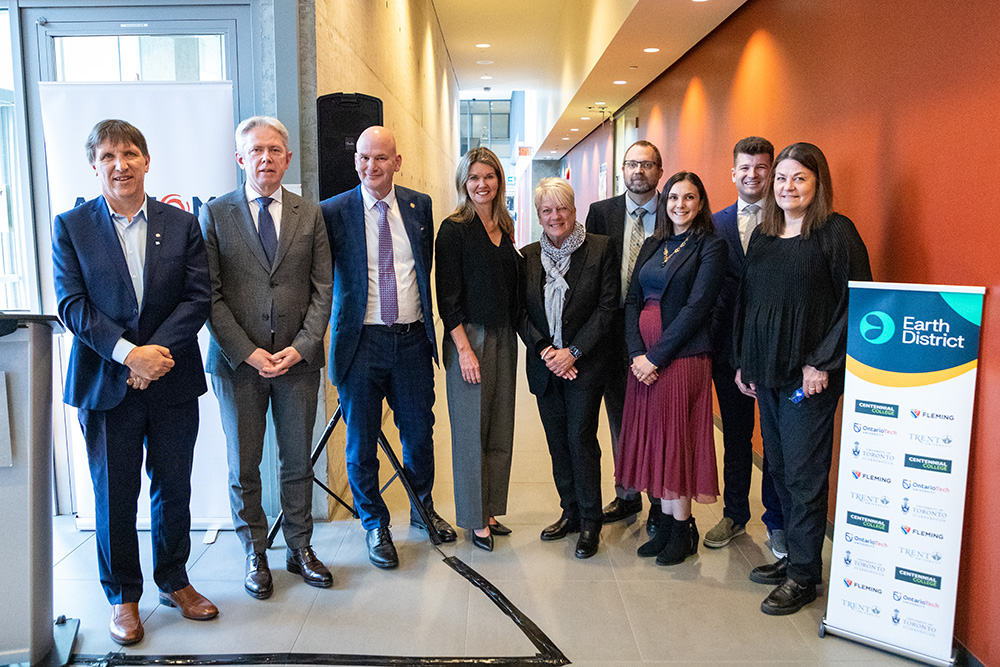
xmin=39 ymin=81 xmax=236 ymax=528
xmin=822 ymin=281 xmax=984 ymax=667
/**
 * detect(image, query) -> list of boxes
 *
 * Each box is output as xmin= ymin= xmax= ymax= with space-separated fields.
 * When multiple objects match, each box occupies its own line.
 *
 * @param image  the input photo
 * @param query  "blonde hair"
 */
xmin=448 ymin=147 xmax=514 ymax=235
xmin=533 ymin=177 xmax=575 ymax=213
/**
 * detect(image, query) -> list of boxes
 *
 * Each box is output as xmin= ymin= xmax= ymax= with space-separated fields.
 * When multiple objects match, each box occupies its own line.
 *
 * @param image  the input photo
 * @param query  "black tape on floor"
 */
xmin=69 ymin=553 xmax=569 ymax=667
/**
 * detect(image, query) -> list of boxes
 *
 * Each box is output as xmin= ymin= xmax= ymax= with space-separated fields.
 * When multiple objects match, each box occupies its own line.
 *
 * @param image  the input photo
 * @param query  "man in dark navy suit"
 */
xmin=585 ymin=140 xmax=663 ymax=531
xmin=704 ymin=136 xmax=785 ymax=555
xmin=53 ymin=120 xmax=216 ymax=646
xmin=321 ymin=125 xmax=455 ymax=570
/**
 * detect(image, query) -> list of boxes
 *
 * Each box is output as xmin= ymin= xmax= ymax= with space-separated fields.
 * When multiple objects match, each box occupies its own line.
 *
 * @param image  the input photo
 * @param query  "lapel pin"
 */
xmin=410 ymin=202 xmax=415 ymax=209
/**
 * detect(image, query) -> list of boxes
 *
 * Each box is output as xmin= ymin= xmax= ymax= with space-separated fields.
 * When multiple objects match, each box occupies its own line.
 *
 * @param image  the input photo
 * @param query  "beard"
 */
xmin=626 ymin=176 xmax=655 ymax=196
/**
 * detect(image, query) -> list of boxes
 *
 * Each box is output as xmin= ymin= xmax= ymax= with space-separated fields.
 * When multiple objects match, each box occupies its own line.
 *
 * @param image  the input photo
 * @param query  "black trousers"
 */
xmin=712 ymin=359 xmax=783 ymax=531
xmin=755 ymin=370 xmax=844 ymax=586
xmin=536 ymin=377 xmax=604 ymax=524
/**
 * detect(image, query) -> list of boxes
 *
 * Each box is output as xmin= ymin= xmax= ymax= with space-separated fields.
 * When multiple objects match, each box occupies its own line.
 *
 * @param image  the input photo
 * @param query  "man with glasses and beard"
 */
xmin=584 ymin=140 xmax=664 ymax=533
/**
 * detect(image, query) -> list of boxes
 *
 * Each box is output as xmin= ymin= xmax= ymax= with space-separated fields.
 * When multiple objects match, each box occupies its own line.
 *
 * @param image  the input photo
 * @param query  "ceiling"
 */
xmin=433 ymin=0 xmax=749 ymax=159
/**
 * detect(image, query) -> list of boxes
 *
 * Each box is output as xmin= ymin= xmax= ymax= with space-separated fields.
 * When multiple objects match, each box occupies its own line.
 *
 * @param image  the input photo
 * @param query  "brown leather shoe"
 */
xmin=109 ymin=602 xmax=143 ymax=645
xmin=158 ymin=584 xmax=219 ymax=620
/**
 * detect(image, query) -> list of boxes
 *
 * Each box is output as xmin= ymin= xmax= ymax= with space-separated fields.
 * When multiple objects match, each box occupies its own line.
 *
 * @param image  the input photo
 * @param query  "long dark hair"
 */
xmin=654 ymin=171 xmax=715 ymax=240
xmin=760 ymin=142 xmax=834 ymax=239
xmin=448 ymin=147 xmax=515 ymax=236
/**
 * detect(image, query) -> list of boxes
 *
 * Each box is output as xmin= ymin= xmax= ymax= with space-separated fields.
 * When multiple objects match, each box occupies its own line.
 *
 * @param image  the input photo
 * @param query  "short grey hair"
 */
xmin=533 ymin=177 xmax=575 ymax=213
xmin=235 ymin=116 xmax=289 ymax=153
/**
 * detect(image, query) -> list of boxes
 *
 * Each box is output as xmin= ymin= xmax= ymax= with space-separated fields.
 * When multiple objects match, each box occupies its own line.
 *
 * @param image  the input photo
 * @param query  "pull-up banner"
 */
xmin=822 ymin=282 xmax=984 ymax=667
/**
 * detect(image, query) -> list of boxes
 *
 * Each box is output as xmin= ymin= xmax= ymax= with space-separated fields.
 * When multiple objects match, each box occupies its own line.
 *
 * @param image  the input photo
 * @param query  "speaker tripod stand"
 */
xmin=265 ymin=402 xmax=445 ymax=547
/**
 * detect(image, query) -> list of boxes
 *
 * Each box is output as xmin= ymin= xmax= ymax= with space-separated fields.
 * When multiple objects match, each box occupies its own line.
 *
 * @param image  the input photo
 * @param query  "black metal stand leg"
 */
xmin=376 ymin=431 xmax=443 ymax=546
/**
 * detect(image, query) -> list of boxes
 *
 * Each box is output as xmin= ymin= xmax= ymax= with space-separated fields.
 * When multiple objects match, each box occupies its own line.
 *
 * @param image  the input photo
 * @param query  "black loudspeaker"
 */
xmin=317 ymin=93 xmax=384 ymax=201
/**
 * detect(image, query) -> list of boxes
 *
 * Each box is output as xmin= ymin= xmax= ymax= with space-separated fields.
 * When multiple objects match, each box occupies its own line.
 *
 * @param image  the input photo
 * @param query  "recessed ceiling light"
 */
xmin=629 ymin=65 xmax=638 ymax=70
xmin=562 ymin=137 xmax=570 ymax=140
xmin=692 ymin=0 xmax=709 ymax=3
xmin=570 ymin=128 xmax=579 ymax=132
xmin=549 ymin=150 xmax=558 ymax=154
xmin=475 ymin=43 xmax=491 ymax=48
xmin=580 ymin=116 xmax=590 ymax=120
xmin=595 ymin=102 xmax=606 ymax=106
xmin=643 ymin=47 xmax=660 ymax=53
xmin=613 ymin=80 xmax=627 ymax=85
xmin=480 ymin=75 xmax=493 ymax=80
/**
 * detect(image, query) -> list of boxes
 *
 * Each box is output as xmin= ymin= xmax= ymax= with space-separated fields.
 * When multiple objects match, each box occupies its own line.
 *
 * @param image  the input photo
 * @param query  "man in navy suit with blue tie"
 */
xmin=52 ymin=120 xmax=216 ymax=646
xmin=321 ymin=125 xmax=455 ymax=570
xmin=704 ymin=136 xmax=785 ymax=555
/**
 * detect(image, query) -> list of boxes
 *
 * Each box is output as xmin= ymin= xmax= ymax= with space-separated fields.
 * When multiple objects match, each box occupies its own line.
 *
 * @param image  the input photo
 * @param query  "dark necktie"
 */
xmin=376 ymin=200 xmax=398 ymax=325
xmin=257 ymin=196 xmax=277 ymax=265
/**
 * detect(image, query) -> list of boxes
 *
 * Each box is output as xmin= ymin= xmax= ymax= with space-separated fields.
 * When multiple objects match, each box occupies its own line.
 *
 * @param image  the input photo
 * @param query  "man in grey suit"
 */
xmin=200 ymin=116 xmax=333 ymax=599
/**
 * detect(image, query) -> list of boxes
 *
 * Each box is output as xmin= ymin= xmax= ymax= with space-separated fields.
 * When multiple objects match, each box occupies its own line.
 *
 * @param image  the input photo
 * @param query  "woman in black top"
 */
xmin=733 ymin=142 xmax=872 ymax=615
xmin=519 ymin=178 xmax=618 ymax=559
xmin=617 ymin=171 xmax=726 ymax=566
xmin=435 ymin=147 xmax=520 ymax=552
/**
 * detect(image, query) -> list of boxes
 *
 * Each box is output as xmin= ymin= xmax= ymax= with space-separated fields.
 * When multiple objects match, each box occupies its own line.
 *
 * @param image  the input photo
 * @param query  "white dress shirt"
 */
xmin=245 ymin=180 xmax=284 ymax=238
xmin=109 ymin=197 xmax=149 ymax=364
xmin=361 ymin=185 xmax=422 ymax=325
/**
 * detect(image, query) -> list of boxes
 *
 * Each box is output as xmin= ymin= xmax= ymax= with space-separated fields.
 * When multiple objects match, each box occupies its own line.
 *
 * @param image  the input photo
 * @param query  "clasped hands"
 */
xmin=246 ymin=346 xmax=302 ymax=378
xmin=630 ymin=354 xmax=658 ymax=385
xmin=541 ymin=346 xmax=577 ymax=380
xmin=124 ymin=344 xmax=174 ymax=390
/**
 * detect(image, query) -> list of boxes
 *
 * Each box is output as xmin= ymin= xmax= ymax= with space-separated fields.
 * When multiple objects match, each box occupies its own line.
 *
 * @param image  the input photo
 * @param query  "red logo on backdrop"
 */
xmin=160 ymin=194 xmax=191 ymax=212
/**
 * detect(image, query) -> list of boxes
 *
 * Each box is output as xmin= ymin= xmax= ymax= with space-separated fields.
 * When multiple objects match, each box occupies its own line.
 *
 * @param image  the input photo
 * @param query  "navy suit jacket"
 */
xmin=52 ymin=195 xmax=211 ymax=410
xmin=320 ymin=184 xmax=437 ymax=386
xmin=710 ymin=202 xmax=746 ymax=361
xmin=624 ymin=232 xmax=726 ymax=368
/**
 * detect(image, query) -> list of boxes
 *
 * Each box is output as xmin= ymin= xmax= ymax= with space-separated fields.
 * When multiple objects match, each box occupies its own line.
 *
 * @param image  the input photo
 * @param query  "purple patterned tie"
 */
xmin=376 ymin=200 xmax=398 ymax=325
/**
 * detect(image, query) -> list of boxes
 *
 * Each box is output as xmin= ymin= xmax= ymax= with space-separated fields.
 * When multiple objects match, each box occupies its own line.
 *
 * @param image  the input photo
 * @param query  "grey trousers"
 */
xmin=444 ymin=322 xmax=516 ymax=530
xmin=212 ymin=366 xmax=319 ymax=555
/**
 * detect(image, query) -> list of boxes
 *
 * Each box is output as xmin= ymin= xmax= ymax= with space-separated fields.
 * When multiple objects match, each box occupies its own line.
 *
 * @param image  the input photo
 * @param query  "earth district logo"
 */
xmin=860 ymin=311 xmax=895 ymax=345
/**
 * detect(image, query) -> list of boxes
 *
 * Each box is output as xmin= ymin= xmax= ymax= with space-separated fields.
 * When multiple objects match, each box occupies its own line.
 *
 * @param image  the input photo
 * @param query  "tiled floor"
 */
xmin=52 ymin=347 xmax=923 ymax=666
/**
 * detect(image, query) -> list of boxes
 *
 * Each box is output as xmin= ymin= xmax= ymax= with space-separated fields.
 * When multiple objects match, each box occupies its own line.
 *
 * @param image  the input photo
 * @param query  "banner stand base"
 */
xmin=820 ymin=618 xmax=956 ymax=667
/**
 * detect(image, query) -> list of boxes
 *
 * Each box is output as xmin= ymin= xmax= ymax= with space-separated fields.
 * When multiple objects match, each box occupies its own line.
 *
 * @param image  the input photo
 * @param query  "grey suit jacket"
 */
xmin=199 ymin=186 xmax=333 ymax=376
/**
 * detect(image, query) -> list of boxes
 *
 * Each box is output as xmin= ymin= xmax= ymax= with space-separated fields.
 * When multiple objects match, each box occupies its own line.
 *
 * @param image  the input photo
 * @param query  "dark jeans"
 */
xmin=79 ymin=392 xmax=198 ymax=603
xmin=712 ymin=360 xmax=783 ymax=531
xmin=536 ymin=377 xmax=604 ymax=523
xmin=339 ymin=325 xmax=436 ymax=530
xmin=755 ymin=370 xmax=844 ymax=586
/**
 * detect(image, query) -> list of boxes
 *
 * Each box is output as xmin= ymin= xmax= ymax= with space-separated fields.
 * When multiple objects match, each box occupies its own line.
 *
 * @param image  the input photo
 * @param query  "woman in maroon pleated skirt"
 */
xmin=616 ymin=171 xmax=727 ymax=565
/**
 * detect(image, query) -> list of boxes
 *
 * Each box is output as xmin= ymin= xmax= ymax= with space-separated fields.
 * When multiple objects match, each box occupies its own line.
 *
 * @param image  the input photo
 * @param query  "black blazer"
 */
xmin=519 ymin=233 xmax=619 ymax=395
xmin=624 ymin=232 xmax=726 ymax=368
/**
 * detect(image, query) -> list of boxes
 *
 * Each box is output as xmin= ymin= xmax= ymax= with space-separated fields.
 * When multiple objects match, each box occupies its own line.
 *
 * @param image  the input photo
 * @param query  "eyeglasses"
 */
xmin=623 ymin=160 xmax=658 ymax=171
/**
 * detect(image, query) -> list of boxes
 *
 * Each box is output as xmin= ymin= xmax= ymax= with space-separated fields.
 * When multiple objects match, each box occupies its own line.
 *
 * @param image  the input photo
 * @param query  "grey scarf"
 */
xmin=540 ymin=222 xmax=586 ymax=348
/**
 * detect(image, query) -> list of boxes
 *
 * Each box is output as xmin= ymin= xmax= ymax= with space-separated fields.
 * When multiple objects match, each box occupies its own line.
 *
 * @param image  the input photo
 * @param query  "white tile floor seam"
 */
xmin=51 ymin=335 xmax=924 ymax=665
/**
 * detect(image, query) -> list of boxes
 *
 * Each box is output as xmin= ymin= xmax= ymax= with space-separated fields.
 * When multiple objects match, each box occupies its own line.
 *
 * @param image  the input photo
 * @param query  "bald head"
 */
xmin=355 ymin=125 xmax=402 ymax=199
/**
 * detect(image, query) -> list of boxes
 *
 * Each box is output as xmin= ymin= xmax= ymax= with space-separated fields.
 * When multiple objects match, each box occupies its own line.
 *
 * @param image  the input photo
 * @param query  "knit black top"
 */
xmin=732 ymin=213 xmax=872 ymax=388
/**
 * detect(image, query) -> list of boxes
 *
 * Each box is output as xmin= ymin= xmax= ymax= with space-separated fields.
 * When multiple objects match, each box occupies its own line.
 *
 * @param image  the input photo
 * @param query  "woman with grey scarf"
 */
xmin=519 ymin=177 xmax=619 ymax=559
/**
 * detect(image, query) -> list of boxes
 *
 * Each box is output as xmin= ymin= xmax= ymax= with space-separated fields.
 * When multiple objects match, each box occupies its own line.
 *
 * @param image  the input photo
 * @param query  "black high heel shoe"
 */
xmin=471 ymin=530 xmax=494 ymax=551
xmin=488 ymin=519 xmax=512 ymax=536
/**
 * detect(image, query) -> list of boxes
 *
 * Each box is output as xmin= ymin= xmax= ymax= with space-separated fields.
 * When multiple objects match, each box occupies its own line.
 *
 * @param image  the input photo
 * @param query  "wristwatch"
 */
xmin=568 ymin=346 xmax=582 ymax=359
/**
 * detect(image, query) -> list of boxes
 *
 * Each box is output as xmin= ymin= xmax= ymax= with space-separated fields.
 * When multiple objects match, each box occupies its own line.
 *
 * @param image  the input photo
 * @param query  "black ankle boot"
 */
xmin=638 ymin=513 xmax=675 ymax=557
xmin=656 ymin=517 xmax=698 ymax=566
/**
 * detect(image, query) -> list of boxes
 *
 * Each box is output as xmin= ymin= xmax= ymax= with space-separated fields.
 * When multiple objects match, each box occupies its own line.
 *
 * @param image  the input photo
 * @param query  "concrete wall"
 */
xmin=311 ymin=0 xmax=460 ymax=515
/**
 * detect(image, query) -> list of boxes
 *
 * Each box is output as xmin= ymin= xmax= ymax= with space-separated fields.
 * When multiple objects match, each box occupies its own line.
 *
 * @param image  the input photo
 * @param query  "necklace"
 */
xmin=661 ymin=234 xmax=690 ymax=266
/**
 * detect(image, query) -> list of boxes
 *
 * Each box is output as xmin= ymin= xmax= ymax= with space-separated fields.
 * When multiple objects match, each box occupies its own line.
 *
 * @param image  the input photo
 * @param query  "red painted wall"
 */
xmin=564 ymin=0 xmax=1000 ymax=662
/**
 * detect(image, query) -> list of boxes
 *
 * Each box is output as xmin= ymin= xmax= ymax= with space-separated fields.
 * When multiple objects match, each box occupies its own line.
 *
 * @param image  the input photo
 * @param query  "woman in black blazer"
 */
xmin=519 ymin=177 xmax=619 ymax=559
xmin=617 ymin=171 xmax=726 ymax=566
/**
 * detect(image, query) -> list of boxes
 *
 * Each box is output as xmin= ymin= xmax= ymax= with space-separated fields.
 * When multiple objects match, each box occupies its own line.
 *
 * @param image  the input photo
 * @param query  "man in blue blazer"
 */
xmin=705 ymin=136 xmax=785 ymax=555
xmin=321 ymin=125 xmax=455 ymax=570
xmin=52 ymin=120 xmax=216 ymax=646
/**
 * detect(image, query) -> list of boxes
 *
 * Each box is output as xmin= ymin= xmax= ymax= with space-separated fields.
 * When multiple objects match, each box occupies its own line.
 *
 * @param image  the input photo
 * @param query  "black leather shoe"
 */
xmin=245 ymin=551 xmax=273 ymax=599
xmin=655 ymin=517 xmax=698 ymax=566
xmin=750 ymin=556 xmax=788 ymax=585
xmin=488 ymin=519 xmax=512 ymax=535
xmin=410 ymin=508 xmax=457 ymax=542
xmin=471 ymin=530 xmax=494 ymax=551
xmin=575 ymin=523 xmax=601 ymax=559
xmin=286 ymin=545 xmax=333 ymax=588
xmin=761 ymin=577 xmax=817 ymax=615
xmin=540 ymin=515 xmax=580 ymax=541
xmin=646 ymin=503 xmax=662 ymax=536
xmin=602 ymin=497 xmax=642 ymax=524
xmin=366 ymin=527 xmax=399 ymax=569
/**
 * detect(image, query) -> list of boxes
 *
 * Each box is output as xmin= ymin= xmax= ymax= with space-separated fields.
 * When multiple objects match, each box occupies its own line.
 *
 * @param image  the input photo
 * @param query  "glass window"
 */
xmin=1 ymin=8 xmax=26 ymax=310
xmin=53 ymin=34 xmax=225 ymax=82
